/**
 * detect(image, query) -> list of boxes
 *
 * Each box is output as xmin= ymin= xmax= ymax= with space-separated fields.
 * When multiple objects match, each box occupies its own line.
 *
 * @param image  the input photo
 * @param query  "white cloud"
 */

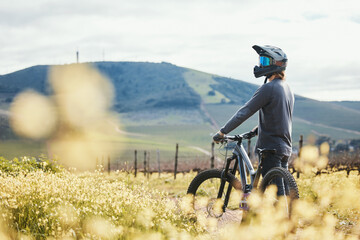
xmin=0 ymin=0 xmax=359 ymax=100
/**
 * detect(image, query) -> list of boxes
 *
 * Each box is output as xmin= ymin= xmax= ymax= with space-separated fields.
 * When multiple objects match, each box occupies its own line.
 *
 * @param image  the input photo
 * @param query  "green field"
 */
xmin=0 ymin=122 xmax=215 ymax=167
xmin=294 ymin=98 xmax=360 ymax=132
xmin=0 ymin=140 xmax=48 ymax=159
xmin=183 ymin=70 xmax=230 ymax=104
xmin=1 ymin=100 xmax=359 ymax=166
xmin=125 ymin=124 xmax=213 ymax=148
xmin=1 ymin=110 xmax=358 ymax=166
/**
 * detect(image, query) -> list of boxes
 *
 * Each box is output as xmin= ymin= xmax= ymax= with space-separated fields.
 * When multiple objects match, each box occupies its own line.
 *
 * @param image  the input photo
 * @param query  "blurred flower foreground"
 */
xmin=0 ymin=166 xmax=360 ymax=239
xmin=10 ymin=64 xmax=122 ymax=170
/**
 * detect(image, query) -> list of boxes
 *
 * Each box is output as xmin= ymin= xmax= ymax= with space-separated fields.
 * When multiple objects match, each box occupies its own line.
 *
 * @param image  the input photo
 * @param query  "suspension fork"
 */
xmin=223 ymin=158 xmax=238 ymax=210
xmin=217 ymin=154 xmax=238 ymax=211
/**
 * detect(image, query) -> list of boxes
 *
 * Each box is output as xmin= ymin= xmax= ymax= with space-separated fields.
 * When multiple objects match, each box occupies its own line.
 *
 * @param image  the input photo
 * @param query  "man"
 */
xmin=213 ymin=45 xmax=294 ymax=179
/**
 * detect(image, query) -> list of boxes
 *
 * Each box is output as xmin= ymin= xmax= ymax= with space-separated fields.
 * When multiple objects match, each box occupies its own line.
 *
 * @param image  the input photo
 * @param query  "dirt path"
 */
xmin=108 ymin=120 xmax=148 ymax=137
xmin=189 ymin=146 xmax=223 ymax=164
xmin=216 ymin=209 xmax=243 ymax=227
xmin=200 ymin=101 xmax=219 ymax=131
xmin=171 ymin=197 xmax=243 ymax=230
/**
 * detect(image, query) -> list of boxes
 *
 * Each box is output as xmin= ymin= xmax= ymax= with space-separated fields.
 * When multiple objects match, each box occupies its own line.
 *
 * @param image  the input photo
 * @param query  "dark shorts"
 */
xmin=261 ymin=153 xmax=290 ymax=196
xmin=261 ymin=153 xmax=289 ymax=177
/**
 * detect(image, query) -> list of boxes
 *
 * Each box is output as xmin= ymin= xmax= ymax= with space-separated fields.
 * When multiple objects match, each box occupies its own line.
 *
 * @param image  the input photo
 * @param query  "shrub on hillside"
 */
xmin=0 ymin=156 xmax=62 ymax=175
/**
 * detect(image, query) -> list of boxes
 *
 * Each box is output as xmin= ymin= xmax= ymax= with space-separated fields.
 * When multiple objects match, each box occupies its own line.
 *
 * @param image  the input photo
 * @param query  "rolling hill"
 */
xmin=330 ymin=101 xmax=360 ymax=112
xmin=0 ymin=61 xmax=359 ymax=159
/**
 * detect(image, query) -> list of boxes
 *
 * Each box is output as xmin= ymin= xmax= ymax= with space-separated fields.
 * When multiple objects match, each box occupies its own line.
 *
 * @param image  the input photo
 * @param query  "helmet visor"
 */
xmin=259 ymin=56 xmax=272 ymax=67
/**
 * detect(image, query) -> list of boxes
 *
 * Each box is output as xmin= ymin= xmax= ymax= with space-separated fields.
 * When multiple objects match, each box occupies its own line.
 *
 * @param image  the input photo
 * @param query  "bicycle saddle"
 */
xmin=257 ymin=148 xmax=277 ymax=155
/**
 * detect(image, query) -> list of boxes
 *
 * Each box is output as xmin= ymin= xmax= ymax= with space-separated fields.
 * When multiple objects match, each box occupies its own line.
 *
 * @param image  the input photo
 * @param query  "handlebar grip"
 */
xmin=242 ymin=131 xmax=257 ymax=139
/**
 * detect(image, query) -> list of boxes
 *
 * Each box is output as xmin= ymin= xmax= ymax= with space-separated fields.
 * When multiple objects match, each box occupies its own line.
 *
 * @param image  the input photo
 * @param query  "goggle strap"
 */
xmin=275 ymin=61 xmax=286 ymax=67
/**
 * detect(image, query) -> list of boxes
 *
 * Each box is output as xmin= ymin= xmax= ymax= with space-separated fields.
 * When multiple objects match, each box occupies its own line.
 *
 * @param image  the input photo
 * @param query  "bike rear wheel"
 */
xmin=260 ymin=167 xmax=299 ymax=216
xmin=187 ymin=169 xmax=242 ymax=218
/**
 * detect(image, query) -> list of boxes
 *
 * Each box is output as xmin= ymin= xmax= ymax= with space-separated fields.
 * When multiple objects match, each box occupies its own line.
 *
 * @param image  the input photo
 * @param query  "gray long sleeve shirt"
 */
xmin=220 ymin=79 xmax=294 ymax=156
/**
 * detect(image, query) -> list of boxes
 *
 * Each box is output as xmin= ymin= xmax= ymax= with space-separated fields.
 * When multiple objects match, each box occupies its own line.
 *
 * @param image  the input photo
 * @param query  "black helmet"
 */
xmin=252 ymin=45 xmax=287 ymax=78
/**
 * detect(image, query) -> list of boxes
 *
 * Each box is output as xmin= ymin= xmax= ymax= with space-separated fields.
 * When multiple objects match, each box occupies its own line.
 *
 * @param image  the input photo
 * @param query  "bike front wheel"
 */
xmin=187 ymin=169 xmax=242 ymax=218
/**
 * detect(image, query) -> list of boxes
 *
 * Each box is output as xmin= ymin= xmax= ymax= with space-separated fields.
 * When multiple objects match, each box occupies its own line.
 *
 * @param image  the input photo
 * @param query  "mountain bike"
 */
xmin=186 ymin=131 xmax=299 ymax=218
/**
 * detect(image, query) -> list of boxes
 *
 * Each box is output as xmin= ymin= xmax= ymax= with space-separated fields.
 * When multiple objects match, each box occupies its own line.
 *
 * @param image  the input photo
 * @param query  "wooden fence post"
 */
xmin=157 ymin=149 xmax=161 ymax=178
xmin=144 ymin=151 xmax=147 ymax=177
xmin=297 ymin=135 xmax=303 ymax=178
xmin=107 ymin=155 xmax=110 ymax=175
xmin=210 ymin=142 xmax=215 ymax=169
xmin=134 ymin=150 xmax=137 ymax=177
xmin=174 ymin=143 xmax=179 ymax=180
xmin=147 ymin=151 xmax=150 ymax=179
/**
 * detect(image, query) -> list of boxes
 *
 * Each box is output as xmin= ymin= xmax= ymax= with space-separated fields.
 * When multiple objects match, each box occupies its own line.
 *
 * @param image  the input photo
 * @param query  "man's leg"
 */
xmin=262 ymin=154 xmax=289 ymax=196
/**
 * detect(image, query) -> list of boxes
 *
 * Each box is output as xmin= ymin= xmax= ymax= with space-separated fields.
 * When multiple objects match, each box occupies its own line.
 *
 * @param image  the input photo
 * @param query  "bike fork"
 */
xmin=217 ymin=156 xmax=238 ymax=212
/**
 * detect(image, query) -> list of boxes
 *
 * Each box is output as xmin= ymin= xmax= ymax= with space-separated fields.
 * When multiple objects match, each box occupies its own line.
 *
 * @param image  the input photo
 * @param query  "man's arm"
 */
xmin=220 ymin=84 xmax=272 ymax=134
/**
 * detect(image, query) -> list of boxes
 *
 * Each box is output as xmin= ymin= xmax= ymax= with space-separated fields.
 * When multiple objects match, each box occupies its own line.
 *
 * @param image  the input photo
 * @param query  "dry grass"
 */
xmin=0 ymin=164 xmax=359 ymax=239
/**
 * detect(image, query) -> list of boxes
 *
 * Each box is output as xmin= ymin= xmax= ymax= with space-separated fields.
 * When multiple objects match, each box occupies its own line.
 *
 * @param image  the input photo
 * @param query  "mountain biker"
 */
xmin=213 ymin=45 xmax=294 ymax=193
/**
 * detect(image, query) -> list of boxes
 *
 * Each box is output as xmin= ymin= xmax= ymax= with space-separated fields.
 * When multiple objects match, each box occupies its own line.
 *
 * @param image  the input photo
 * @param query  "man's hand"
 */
xmin=213 ymin=131 xmax=225 ymax=144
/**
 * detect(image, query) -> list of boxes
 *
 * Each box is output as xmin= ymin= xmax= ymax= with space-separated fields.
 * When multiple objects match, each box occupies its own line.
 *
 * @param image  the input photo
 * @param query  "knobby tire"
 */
xmin=187 ymin=169 xmax=242 ymax=195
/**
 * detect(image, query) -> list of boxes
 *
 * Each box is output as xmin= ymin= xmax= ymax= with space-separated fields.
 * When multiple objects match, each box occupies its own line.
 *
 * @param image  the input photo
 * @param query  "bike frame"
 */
xmin=218 ymin=136 xmax=263 ymax=210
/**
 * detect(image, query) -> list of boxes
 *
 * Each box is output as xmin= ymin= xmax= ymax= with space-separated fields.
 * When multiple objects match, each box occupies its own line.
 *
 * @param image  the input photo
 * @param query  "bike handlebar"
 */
xmin=223 ymin=130 xmax=257 ymax=143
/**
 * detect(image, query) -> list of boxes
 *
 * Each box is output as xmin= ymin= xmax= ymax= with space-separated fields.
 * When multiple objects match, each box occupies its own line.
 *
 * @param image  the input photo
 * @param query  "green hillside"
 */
xmin=181 ymin=69 xmax=360 ymax=137
xmin=0 ymin=61 xmax=359 ymax=161
xmin=294 ymin=98 xmax=360 ymax=132
xmin=183 ymin=70 xmax=230 ymax=104
xmin=95 ymin=62 xmax=201 ymax=112
xmin=330 ymin=101 xmax=360 ymax=112
xmin=0 ymin=62 xmax=202 ymax=112
xmin=0 ymin=65 xmax=50 ymax=95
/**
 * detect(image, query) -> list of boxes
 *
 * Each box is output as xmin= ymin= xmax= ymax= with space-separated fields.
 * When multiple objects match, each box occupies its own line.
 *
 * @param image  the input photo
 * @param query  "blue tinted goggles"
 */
xmin=259 ymin=56 xmax=273 ymax=67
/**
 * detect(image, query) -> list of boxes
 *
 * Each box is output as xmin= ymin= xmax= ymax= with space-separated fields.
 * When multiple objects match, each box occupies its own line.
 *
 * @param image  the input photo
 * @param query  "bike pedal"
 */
xmin=245 ymin=184 xmax=252 ymax=192
xmin=239 ymin=192 xmax=251 ymax=211
xmin=239 ymin=202 xmax=249 ymax=211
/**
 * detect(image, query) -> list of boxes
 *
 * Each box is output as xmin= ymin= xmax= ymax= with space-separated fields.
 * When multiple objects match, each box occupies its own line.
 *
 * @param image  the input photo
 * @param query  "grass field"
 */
xmin=1 ymin=101 xmax=359 ymax=170
xmin=183 ymin=70 xmax=230 ymax=104
xmin=1 ymin=114 xmax=358 ymax=170
xmin=294 ymin=99 xmax=360 ymax=132
xmin=0 ymin=123 xmax=215 ymax=168
xmin=0 ymin=140 xmax=48 ymax=159
xmin=125 ymin=124 xmax=214 ymax=148
xmin=1 ymin=156 xmax=360 ymax=239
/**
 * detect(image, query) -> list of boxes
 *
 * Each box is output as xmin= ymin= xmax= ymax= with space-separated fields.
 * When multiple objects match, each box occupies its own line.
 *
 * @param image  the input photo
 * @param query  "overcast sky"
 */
xmin=1 ymin=0 xmax=359 ymax=101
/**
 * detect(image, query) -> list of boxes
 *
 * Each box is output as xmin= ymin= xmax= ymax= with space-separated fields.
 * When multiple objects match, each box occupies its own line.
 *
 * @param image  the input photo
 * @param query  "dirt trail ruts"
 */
xmin=215 ymin=209 xmax=244 ymax=228
xmin=108 ymin=120 xmax=147 ymax=137
xmin=200 ymin=101 xmax=219 ymax=131
xmin=171 ymin=197 xmax=243 ymax=229
xmin=189 ymin=146 xmax=223 ymax=164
